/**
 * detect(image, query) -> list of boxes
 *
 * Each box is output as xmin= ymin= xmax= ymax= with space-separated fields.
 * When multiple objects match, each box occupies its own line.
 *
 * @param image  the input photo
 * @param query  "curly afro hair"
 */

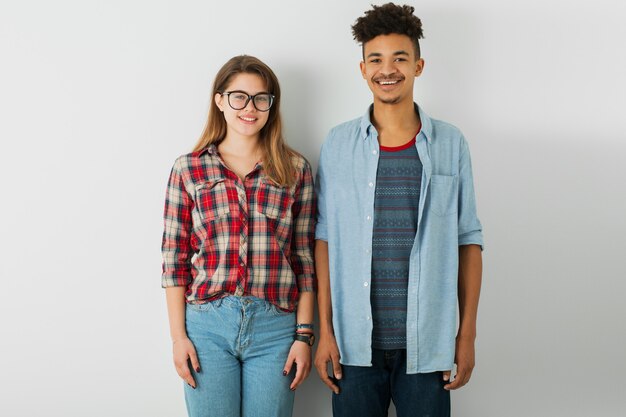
xmin=352 ymin=3 xmax=424 ymax=58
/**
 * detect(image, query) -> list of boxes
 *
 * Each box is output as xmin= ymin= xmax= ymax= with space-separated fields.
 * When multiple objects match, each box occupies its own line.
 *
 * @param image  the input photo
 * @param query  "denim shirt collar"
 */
xmin=360 ymin=103 xmax=433 ymax=144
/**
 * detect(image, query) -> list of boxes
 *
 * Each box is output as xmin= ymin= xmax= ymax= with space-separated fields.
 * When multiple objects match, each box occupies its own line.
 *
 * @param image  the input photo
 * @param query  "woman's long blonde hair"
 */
xmin=193 ymin=55 xmax=296 ymax=187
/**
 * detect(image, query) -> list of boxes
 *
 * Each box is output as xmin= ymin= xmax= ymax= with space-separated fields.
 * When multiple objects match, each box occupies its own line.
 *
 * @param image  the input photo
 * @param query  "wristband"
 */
xmin=294 ymin=333 xmax=315 ymax=346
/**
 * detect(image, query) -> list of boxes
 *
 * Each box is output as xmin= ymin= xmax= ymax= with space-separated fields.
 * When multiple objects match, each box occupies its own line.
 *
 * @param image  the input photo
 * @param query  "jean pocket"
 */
xmin=187 ymin=297 xmax=223 ymax=312
xmin=195 ymin=179 xmax=230 ymax=221
xmin=429 ymin=174 xmax=458 ymax=216
xmin=187 ymin=302 xmax=212 ymax=312
xmin=269 ymin=302 xmax=294 ymax=317
xmin=255 ymin=180 xmax=293 ymax=220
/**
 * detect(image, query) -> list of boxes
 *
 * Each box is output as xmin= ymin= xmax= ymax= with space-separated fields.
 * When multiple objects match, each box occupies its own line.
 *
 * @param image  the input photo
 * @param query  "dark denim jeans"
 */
xmin=332 ymin=349 xmax=450 ymax=417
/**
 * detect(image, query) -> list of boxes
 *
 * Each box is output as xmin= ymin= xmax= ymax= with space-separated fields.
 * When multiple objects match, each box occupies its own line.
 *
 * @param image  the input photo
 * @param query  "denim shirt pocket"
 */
xmin=429 ymin=174 xmax=458 ymax=217
xmin=194 ymin=178 xmax=231 ymax=222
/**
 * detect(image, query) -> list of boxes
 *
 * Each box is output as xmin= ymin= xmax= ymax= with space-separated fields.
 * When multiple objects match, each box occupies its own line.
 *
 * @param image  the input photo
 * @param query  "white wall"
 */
xmin=1 ymin=0 xmax=625 ymax=416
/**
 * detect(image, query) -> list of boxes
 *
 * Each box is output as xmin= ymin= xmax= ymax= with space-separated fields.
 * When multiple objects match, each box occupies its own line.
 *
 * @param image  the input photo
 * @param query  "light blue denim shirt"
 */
xmin=315 ymin=104 xmax=484 ymax=373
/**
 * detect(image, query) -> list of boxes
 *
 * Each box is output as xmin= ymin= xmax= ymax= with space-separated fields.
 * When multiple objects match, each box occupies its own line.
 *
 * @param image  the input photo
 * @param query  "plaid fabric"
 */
xmin=161 ymin=145 xmax=316 ymax=312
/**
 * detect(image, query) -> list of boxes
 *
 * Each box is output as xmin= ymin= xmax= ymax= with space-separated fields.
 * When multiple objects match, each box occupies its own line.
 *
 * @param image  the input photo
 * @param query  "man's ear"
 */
xmin=415 ymin=58 xmax=425 ymax=77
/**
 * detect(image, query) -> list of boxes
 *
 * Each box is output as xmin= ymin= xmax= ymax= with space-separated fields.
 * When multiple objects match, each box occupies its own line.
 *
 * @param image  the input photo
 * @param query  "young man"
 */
xmin=314 ymin=3 xmax=484 ymax=416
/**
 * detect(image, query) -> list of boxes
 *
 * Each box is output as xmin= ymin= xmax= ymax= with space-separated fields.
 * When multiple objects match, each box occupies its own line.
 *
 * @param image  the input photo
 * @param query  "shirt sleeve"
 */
xmin=315 ymin=137 xmax=330 ymax=241
xmin=290 ymin=159 xmax=317 ymax=292
xmin=457 ymin=136 xmax=484 ymax=250
xmin=161 ymin=158 xmax=194 ymax=287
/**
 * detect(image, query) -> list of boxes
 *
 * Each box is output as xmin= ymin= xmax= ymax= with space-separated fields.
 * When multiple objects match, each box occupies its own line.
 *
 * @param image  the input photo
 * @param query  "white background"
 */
xmin=1 ymin=0 xmax=625 ymax=416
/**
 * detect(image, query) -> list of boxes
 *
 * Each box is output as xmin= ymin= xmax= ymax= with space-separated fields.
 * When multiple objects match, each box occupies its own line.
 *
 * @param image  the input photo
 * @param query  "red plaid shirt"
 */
xmin=161 ymin=145 xmax=316 ymax=311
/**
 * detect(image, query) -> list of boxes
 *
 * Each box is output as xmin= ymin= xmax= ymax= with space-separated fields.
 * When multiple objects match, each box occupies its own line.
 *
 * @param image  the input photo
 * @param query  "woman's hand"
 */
xmin=173 ymin=337 xmax=200 ymax=389
xmin=283 ymin=340 xmax=312 ymax=390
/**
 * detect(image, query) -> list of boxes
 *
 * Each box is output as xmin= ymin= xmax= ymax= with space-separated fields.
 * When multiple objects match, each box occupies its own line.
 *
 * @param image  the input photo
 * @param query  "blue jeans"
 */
xmin=184 ymin=296 xmax=296 ymax=417
xmin=332 ymin=349 xmax=450 ymax=417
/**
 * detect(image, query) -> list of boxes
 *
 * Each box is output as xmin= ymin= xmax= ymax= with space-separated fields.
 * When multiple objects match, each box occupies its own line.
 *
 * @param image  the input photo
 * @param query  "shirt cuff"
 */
xmin=161 ymin=271 xmax=191 ymax=288
xmin=315 ymin=223 xmax=328 ymax=241
xmin=297 ymin=274 xmax=317 ymax=293
xmin=458 ymin=231 xmax=484 ymax=251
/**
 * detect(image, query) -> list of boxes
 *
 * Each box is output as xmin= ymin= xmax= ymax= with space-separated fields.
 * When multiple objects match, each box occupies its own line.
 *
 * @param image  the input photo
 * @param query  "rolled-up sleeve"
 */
xmin=161 ymin=158 xmax=193 ymax=287
xmin=315 ymin=138 xmax=330 ymax=241
xmin=290 ymin=160 xmax=317 ymax=292
xmin=457 ymin=136 xmax=484 ymax=250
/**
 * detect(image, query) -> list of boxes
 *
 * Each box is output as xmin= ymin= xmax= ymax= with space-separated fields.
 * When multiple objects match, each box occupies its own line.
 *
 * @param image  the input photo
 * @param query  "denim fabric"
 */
xmin=184 ymin=296 xmax=296 ymax=417
xmin=315 ymin=104 xmax=484 ymax=373
xmin=332 ymin=349 xmax=450 ymax=417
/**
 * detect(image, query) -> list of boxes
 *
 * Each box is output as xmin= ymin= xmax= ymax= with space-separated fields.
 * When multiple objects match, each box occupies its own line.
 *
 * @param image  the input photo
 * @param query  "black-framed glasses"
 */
xmin=221 ymin=90 xmax=275 ymax=112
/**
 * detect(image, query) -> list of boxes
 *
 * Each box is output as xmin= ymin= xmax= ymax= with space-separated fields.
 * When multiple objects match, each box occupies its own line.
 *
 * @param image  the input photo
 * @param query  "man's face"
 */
xmin=360 ymin=33 xmax=424 ymax=105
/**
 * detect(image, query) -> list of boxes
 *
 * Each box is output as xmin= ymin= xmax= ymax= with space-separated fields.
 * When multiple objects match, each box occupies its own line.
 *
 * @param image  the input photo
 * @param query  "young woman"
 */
xmin=161 ymin=55 xmax=316 ymax=417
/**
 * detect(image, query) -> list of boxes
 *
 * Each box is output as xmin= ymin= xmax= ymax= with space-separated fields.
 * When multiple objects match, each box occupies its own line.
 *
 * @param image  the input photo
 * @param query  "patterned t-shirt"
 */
xmin=371 ymin=137 xmax=422 ymax=349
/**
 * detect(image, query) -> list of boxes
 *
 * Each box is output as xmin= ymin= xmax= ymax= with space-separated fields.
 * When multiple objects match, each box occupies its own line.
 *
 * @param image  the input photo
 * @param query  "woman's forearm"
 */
xmin=296 ymin=290 xmax=315 ymax=326
xmin=165 ymin=286 xmax=188 ymax=342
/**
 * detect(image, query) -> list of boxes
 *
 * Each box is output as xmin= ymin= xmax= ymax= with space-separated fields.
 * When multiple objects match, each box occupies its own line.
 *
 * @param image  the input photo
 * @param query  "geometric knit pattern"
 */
xmin=371 ymin=137 xmax=422 ymax=349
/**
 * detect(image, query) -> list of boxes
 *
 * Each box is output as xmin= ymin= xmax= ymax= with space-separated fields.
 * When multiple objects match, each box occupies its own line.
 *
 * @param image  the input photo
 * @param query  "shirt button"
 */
xmin=240 ymin=262 xmax=245 ymax=267
xmin=366 ymin=316 xmax=371 ymax=320
xmin=372 ymin=150 xmax=378 ymax=155
xmin=363 ymin=282 xmax=369 ymax=287
xmin=366 ymin=215 xmax=371 ymax=221
xmin=368 ymin=182 xmax=374 ymax=187
xmin=365 ymin=248 xmax=370 ymax=254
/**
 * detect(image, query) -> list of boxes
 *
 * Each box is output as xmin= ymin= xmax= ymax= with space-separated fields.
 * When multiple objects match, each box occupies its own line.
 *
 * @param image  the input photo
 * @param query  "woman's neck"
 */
xmin=218 ymin=133 xmax=261 ymax=160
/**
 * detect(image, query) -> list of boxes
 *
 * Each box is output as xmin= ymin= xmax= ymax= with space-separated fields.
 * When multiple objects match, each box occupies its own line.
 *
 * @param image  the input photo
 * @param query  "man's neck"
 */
xmin=371 ymin=99 xmax=421 ymax=147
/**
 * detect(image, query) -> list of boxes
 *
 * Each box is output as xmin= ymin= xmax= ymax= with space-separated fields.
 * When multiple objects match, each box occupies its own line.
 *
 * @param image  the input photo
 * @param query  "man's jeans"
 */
xmin=184 ymin=296 xmax=296 ymax=417
xmin=332 ymin=349 xmax=450 ymax=417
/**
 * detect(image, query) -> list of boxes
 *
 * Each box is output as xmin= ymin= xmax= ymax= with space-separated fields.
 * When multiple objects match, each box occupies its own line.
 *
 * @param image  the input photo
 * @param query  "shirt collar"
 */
xmin=360 ymin=103 xmax=433 ymax=144
xmin=207 ymin=144 xmax=218 ymax=155
xmin=192 ymin=145 xmax=212 ymax=157
xmin=195 ymin=143 xmax=264 ymax=168
xmin=194 ymin=143 xmax=220 ymax=157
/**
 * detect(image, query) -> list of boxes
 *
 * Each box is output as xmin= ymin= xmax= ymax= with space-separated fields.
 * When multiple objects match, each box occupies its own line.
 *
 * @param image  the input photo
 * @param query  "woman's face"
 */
xmin=215 ymin=72 xmax=271 ymax=141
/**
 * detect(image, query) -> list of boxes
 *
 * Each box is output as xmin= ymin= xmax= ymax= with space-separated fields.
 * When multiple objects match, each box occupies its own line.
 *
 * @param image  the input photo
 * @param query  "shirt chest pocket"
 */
xmin=255 ymin=180 xmax=293 ymax=220
xmin=429 ymin=174 xmax=458 ymax=217
xmin=194 ymin=179 xmax=231 ymax=222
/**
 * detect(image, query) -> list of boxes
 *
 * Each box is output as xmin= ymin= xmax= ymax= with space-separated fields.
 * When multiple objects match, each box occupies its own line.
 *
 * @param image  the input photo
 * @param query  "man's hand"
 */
xmin=443 ymin=335 xmax=475 ymax=390
xmin=314 ymin=335 xmax=342 ymax=394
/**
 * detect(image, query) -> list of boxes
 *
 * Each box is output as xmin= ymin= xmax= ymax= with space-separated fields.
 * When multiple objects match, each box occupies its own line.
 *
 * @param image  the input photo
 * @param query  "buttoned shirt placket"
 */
xmin=213 ymin=153 xmax=261 ymax=297
xmin=234 ymin=177 xmax=248 ymax=296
